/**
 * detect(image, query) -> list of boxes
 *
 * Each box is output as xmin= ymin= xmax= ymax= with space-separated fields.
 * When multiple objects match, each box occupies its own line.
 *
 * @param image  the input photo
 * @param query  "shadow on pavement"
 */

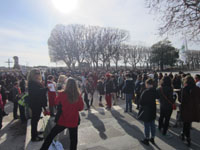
xmin=86 ymin=111 xmax=107 ymax=140
xmin=126 ymin=107 xmax=200 ymax=150
xmin=110 ymin=108 xmax=157 ymax=150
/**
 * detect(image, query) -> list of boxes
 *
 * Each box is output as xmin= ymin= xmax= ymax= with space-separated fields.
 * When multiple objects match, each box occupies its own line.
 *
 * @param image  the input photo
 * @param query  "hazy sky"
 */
xmin=0 ymin=0 xmax=198 ymax=67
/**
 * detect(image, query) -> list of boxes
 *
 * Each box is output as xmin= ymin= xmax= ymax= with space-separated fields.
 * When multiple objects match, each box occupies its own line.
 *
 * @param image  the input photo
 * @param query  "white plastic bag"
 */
xmin=49 ymin=140 xmax=64 ymax=150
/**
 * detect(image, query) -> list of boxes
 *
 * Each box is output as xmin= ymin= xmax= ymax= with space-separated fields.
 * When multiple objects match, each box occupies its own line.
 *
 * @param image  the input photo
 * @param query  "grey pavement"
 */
xmin=0 ymin=101 xmax=26 ymax=150
xmin=25 ymin=92 xmax=200 ymax=150
xmin=2 ymin=91 xmax=200 ymax=150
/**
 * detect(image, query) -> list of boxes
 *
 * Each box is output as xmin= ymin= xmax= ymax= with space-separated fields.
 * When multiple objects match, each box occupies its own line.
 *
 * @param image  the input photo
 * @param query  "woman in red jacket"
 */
xmin=40 ymin=78 xmax=84 ymax=150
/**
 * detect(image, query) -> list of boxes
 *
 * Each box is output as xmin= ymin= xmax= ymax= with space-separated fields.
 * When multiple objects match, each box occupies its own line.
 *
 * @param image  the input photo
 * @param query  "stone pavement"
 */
xmin=25 ymin=92 xmax=200 ymax=150
xmin=0 ymin=101 xmax=26 ymax=150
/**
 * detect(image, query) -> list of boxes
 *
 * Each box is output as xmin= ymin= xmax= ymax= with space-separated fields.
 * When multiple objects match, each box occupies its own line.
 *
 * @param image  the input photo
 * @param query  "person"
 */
xmin=157 ymin=76 xmax=175 ymax=136
xmin=0 ymin=85 xmax=3 ymax=129
xmin=47 ymin=75 xmax=57 ymax=116
xmin=139 ymin=78 xmax=157 ymax=145
xmin=88 ymin=76 xmax=95 ymax=106
xmin=12 ymin=82 xmax=21 ymax=119
xmin=194 ymin=74 xmax=200 ymax=88
xmin=56 ymin=75 xmax=67 ymax=91
xmin=0 ymin=82 xmax=8 ymax=116
xmin=28 ymin=69 xmax=48 ymax=142
xmin=40 ymin=78 xmax=84 ymax=150
xmin=135 ymin=74 xmax=142 ymax=109
xmin=104 ymin=73 xmax=113 ymax=110
xmin=180 ymin=76 xmax=200 ymax=147
xmin=122 ymin=73 xmax=135 ymax=113
xmin=118 ymin=72 xmax=124 ymax=99
xmin=97 ymin=77 xmax=105 ymax=107
xmin=82 ymin=78 xmax=90 ymax=110
xmin=112 ymin=74 xmax=118 ymax=105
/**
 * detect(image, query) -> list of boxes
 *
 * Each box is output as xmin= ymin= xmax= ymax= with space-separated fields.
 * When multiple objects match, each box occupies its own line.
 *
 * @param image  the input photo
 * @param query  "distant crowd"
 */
xmin=0 ymin=69 xmax=200 ymax=149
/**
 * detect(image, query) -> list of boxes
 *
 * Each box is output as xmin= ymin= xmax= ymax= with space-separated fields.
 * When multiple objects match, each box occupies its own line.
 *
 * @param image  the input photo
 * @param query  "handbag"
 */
xmin=55 ymin=103 xmax=62 ymax=123
xmin=137 ymin=107 xmax=145 ymax=121
xmin=161 ymin=88 xmax=176 ymax=110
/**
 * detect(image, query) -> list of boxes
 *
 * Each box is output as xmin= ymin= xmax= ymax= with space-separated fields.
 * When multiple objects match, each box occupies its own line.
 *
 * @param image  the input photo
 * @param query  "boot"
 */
xmin=141 ymin=139 xmax=149 ymax=146
xmin=149 ymin=138 xmax=155 ymax=145
xmin=186 ymin=138 xmax=191 ymax=147
xmin=179 ymin=133 xmax=185 ymax=141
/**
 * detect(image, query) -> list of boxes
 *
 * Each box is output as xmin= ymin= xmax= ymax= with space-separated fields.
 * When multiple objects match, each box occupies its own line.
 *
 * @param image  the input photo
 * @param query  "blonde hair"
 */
xmin=57 ymin=75 xmax=67 ymax=84
xmin=64 ymin=78 xmax=80 ymax=103
xmin=27 ymin=69 xmax=41 ymax=82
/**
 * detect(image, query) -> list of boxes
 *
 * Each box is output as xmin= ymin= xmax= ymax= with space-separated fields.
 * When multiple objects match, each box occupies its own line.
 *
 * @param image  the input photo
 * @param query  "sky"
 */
xmin=0 ymin=0 xmax=198 ymax=67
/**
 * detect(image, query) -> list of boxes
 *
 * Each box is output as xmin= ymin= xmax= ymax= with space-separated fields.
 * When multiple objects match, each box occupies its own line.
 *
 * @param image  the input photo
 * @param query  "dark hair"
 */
xmin=161 ymin=76 xmax=172 ymax=87
xmin=126 ymin=73 xmax=131 ymax=78
xmin=14 ymin=82 xmax=18 ymax=86
xmin=195 ymin=74 xmax=200 ymax=80
xmin=184 ymin=76 xmax=196 ymax=88
xmin=145 ymin=78 xmax=154 ymax=85
xmin=48 ymin=75 xmax=54 ymax=80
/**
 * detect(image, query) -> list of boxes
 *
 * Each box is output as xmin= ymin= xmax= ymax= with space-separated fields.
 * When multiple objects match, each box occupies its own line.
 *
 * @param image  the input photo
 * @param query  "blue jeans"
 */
xmin=144 ymin=120 xmax=156 ymax=139
xmin=125 ymin=94 xmax=132 ymax=112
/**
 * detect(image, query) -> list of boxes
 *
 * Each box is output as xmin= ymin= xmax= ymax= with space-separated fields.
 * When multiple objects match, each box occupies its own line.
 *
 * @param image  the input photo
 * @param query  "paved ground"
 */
xmin=0 ymin=101 xmax=26 ymax=150
xmin=2 ymin=91 xmax=200 ymax=150
xmin=25 ymin=92 xmax=200 ymax=150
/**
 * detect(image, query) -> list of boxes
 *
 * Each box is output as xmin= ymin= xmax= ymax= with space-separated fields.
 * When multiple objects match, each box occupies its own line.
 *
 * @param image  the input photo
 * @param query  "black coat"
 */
xmin=28 ymin=80 xmax=48 ymax=109
xmin=181 ymin=86 xmax=200 ymax=122
xmin=157 ymin=86 xmax=174 ymax=110
xmin=97 ymin=81 xmax=104 ymax=95
xmin=139 ymin=87 xmax=157 ymax=122
xmin=104 ymin=79 xmax=113 ymax=94
xmin=122 ymin=79 xmax=135 ymax=94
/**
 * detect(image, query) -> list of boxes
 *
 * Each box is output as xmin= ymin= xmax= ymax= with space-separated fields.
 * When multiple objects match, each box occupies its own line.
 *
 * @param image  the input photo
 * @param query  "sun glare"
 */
xmin=52 ymin=0 xmax=78 ymax=14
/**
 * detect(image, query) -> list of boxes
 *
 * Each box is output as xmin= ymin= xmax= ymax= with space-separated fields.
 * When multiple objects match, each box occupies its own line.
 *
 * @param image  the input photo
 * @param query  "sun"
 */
xmin=52 ymin=0 xmax=78 ymax=14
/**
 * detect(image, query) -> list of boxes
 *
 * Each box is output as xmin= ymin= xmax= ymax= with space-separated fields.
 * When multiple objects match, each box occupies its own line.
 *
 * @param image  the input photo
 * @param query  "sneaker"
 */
xmin=140 ymin=139 xmax=149 ymax=146
xmin=31 ymin=136 xmax=43 ymax=142
xmin=149 ymin=138 xmax=155 ymax=145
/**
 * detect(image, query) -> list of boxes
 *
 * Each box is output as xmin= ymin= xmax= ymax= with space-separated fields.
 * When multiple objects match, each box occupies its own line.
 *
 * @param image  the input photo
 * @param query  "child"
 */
xmin=47 ymin=75 xmax=56 ymax=116
xmin=139 ymin=78 xmax=157 ymax=145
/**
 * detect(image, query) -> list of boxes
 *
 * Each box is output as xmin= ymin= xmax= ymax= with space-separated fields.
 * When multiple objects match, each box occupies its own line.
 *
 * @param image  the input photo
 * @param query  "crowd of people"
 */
xmin=0 ymin=68 xmax=200 ymax=149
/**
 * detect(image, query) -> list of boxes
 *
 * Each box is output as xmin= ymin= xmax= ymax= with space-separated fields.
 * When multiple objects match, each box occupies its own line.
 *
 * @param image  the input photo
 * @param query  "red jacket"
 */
xmin=55 ymin=92 xmax=84 ymax=128
xmin=0 ymin=94 xmax=3 ymax=110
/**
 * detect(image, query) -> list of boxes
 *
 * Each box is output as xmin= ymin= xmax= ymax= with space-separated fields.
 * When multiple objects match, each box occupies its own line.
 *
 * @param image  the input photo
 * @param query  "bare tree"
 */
xmin=48 ymin=24 xmax=76 ymax=69
xmin=146 ymin=0 xmax=200 ymax=42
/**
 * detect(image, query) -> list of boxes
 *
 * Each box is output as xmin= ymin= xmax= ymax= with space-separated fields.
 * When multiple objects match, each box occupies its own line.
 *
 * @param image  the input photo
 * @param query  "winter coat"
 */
xmin=122 ymin=78 xmax=135 ymax=94
xmin=97 ymin=80 xmax=104 ymax=95
xmin=135 ymin=80 xmax=142 ymax=95
xmin=105 ymin=79 xmax=113 ymax=94
xmin=181 ymin=86 xmax=200 ymax=122
xmin=28 ymin=80 xmax=48 ymax=109
xmin=55 ymin=92 xmax=84 ymax=128
xmin=157 ymin=86 xmax=175 ymax=110
xmin=139 ymin=87 xmax=157 ymax=122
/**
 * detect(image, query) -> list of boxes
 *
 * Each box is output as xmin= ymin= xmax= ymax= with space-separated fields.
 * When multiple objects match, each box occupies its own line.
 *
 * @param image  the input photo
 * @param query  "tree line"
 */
xmin=48 ymin=24 xmax=200 ymax=71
